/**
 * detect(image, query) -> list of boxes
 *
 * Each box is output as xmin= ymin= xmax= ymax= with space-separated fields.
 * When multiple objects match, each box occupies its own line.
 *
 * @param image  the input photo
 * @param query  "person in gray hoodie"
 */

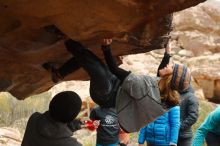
xmin=178 ymin=85 xmax=199 ymax=146
xmin=21 ymin=91 xmax=82 ymax=146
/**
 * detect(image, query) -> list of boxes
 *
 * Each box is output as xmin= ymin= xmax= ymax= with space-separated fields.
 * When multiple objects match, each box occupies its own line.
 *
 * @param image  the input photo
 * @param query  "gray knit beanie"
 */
xmin=171 ymin=64 xmax=191 ymax=92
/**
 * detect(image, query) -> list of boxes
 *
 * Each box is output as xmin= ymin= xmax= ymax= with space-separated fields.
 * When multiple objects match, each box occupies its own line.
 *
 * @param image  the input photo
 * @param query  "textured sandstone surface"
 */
xmin=0 ymin=0 xmax=205 ymax=99
xmin=0 ymin=127 xmax=21 ymax=146
xmin=50 ymin=1 xmax=220 ymax=102
xmin=186 ymin=54 xmax=220 ymax=100
xmin=171 ymin=0 xmax=220 ymax=55
xmin=170 ymin=0 xmax=220 ymax=101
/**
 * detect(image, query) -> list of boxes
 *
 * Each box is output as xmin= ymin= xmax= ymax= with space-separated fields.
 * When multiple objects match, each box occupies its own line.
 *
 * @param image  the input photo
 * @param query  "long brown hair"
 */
xmin=159 ymin=74 xmax=180 ymax=107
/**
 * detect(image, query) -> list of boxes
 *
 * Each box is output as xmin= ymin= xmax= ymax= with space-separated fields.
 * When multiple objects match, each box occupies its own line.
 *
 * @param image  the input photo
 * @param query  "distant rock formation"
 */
xmin=171 ymin=0 xmax=220 ymax=56
xmin=186 ymin=54 xmax=220 ymax=102
xmin=170 ymin=0 xmax=220 ymax=102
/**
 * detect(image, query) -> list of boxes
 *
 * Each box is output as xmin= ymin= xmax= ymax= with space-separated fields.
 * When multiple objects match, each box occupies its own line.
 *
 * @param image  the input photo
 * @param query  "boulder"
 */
xmin=0 ymin=127 xmax=21 ymax=146
xmin=186 ymin=53 xmax=220 ymax=101
xmin=171 ymin=0 xmax=220 ymax=56
xmin=0 ymin=0 xmax=205 ymax=99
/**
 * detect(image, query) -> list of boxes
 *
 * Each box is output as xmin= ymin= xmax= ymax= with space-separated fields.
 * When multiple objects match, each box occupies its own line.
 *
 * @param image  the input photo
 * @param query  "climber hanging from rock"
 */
xmin=42 ymin=25 xmax=191 ymax=132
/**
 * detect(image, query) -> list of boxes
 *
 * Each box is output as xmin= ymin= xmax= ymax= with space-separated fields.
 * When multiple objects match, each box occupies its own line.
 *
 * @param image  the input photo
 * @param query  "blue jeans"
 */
xmin=177 ymin=137 xmax=192 ymax=146
xmin=96 ymin=142 xmax=118 ymax=146
xmin=206 ymin=132 xmax=220 ymax=146
xmin=147 ymin=143 xmax=169 ymax=146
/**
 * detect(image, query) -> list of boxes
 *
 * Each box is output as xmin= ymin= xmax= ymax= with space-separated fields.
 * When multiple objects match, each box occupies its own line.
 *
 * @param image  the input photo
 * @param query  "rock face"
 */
xmin=0 ymin=127 xmax=21 ymax=146
xmin=171 ymin=0 xmax=220 ymax=56
xmin=170 ymin=0 xmax=220 ymax=102
xmin=186 ymin=54 xmax=220 ymax=102
xmin=0 ymin=0 xmax=205 ymax=99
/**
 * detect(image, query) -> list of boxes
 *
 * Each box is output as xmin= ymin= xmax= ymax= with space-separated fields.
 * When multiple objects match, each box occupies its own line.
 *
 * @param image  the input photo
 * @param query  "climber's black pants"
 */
xmin=63 ymin=40 xmax=120 ymax=107
xmin=58 ymin=57 xmax=80 ymax=77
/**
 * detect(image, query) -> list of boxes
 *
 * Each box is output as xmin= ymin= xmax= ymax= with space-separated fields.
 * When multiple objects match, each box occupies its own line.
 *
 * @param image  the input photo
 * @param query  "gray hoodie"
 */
xmin=116 ymin=73 xmax=167 ymax=132
xmin=21 ymin=112 xmax=82 ymax=146
xmin=179 ymin=86 xmax=199 ymax=138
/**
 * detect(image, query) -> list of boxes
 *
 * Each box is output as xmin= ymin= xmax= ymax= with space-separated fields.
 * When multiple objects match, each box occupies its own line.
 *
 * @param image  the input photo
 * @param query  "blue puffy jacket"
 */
xmin=138 ymin=106 xmax=180 ymax=146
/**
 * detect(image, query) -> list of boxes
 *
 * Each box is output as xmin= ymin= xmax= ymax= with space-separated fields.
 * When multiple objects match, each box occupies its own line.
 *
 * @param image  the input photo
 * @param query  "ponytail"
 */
xmin=159 ymin=74 xmax=180 ymax=107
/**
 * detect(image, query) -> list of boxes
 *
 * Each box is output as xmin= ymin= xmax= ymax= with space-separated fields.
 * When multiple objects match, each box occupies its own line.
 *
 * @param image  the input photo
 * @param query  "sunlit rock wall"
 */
xmin=0 ymin=0 xmax=205 ymax=99
xmin=171 ymin=0 xmax=220 ymax=55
